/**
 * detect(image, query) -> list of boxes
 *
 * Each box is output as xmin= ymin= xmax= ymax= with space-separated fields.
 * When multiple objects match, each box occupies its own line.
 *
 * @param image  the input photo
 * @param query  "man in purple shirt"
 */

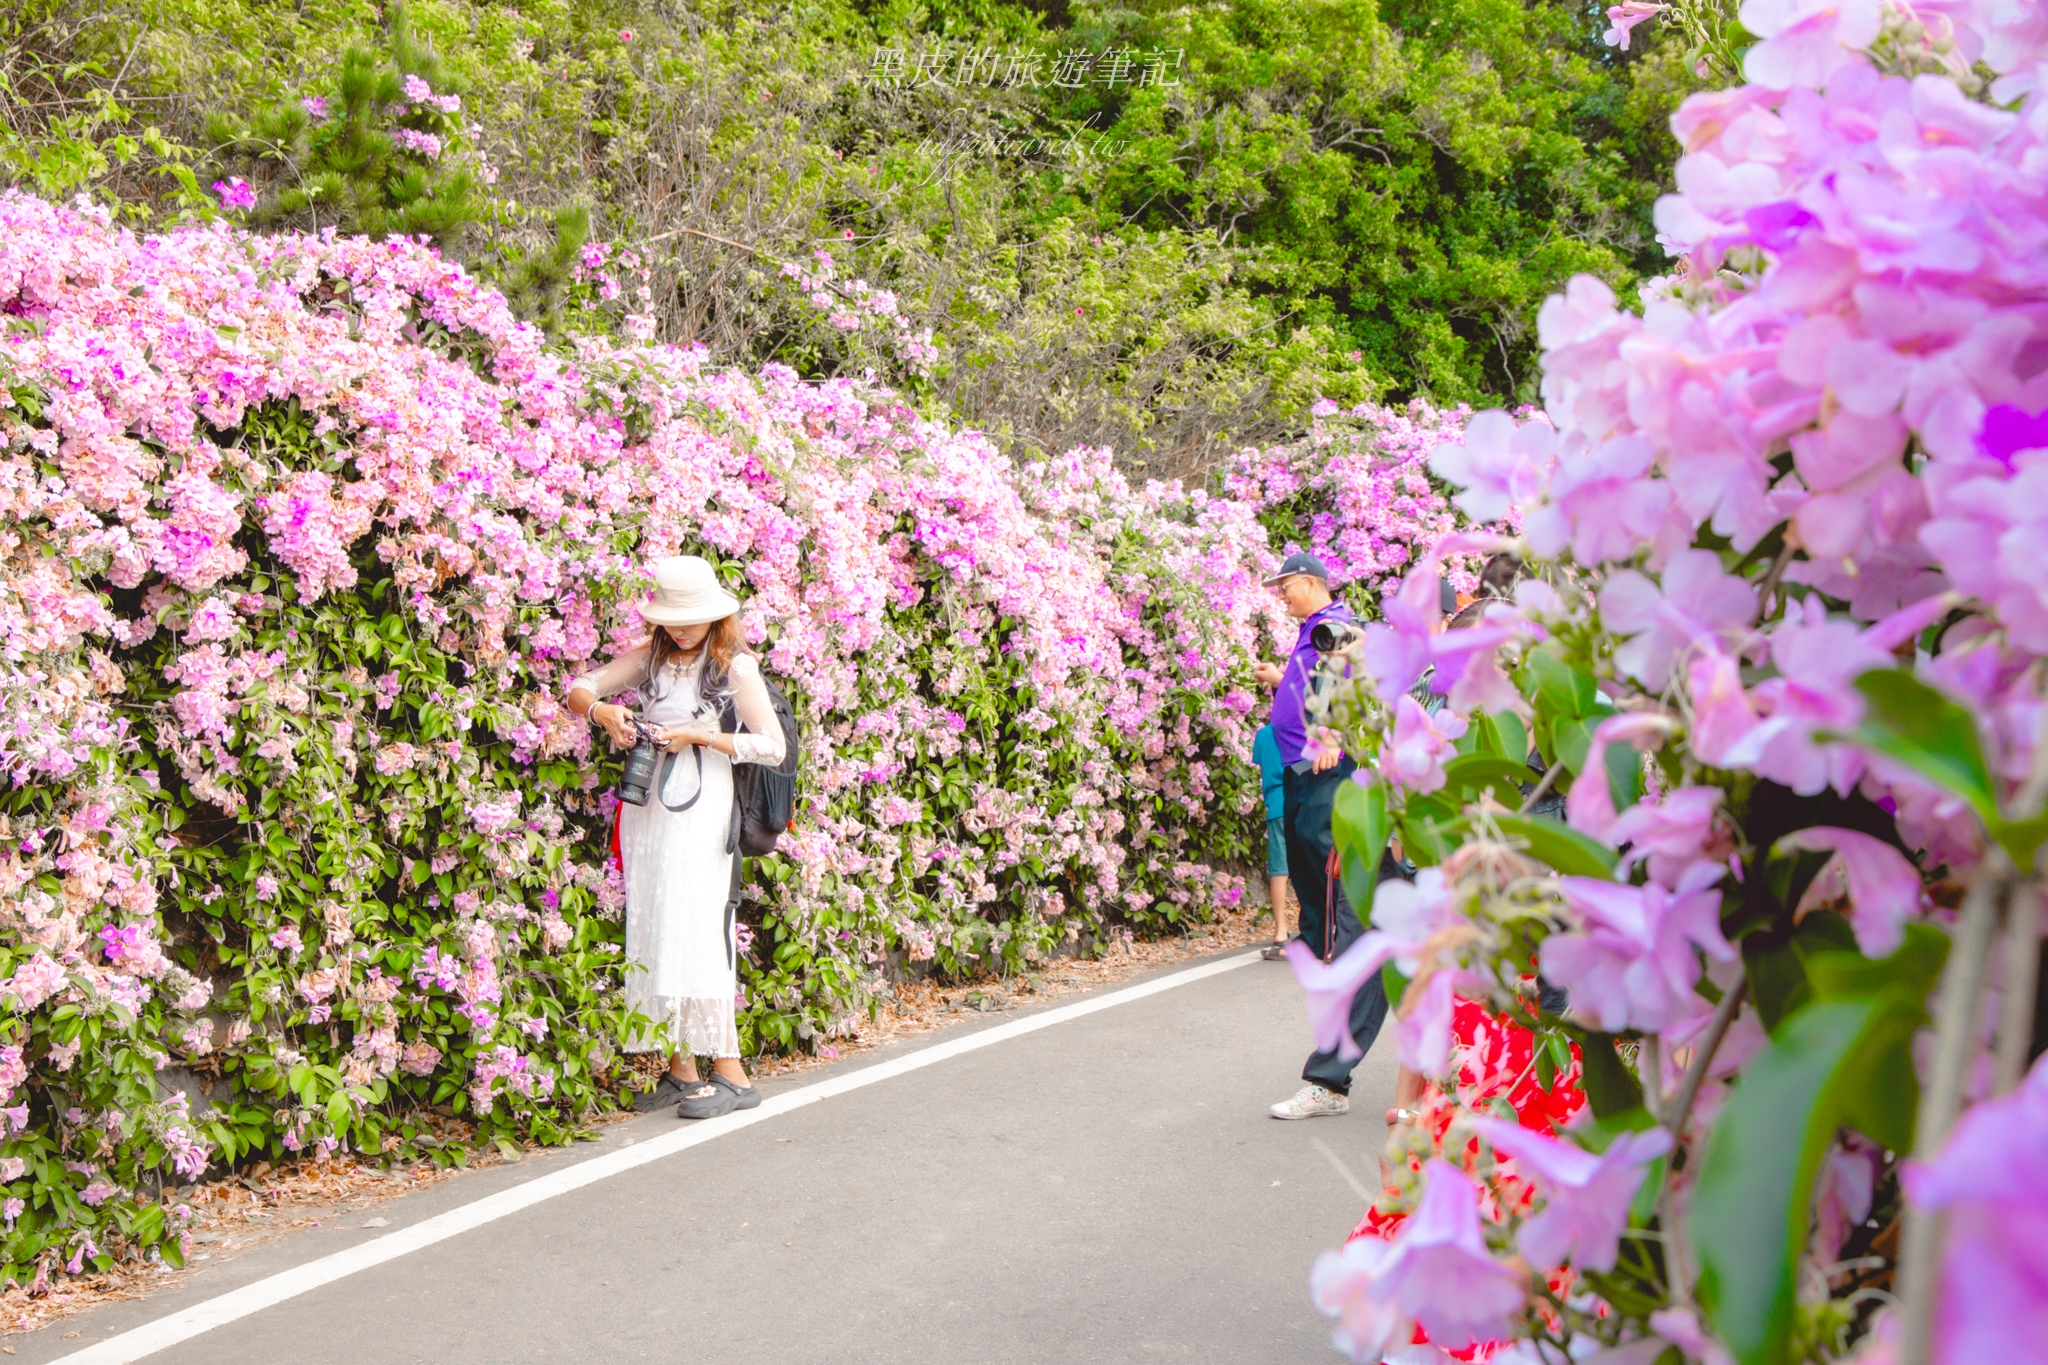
xmin=1252 ymin=553 xmax=1397 ymax=1120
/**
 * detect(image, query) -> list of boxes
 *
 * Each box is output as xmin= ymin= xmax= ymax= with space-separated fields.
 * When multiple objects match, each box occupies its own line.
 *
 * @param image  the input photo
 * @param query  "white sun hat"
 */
xmin=637 ymin=555 xmax=740 ymax=627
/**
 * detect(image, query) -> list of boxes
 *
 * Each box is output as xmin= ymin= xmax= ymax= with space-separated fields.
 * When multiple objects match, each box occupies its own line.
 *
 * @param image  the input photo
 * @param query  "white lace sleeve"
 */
xmin=565 ymin=645 xmax=651 ymax=701
xmin=727 ymin=655 xmax=786 ymax=767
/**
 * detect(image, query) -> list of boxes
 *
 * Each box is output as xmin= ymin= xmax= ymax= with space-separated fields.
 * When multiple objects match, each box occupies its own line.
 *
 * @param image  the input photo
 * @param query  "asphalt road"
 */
xmin=17 ymin=948 xmax=1399 ymax=1365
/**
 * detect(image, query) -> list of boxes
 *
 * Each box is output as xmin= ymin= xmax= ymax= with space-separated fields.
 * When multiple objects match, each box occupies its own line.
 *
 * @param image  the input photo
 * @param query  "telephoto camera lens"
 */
xmin=617 ymin=725 xmax=659 ymax=806
xmin=1310 ymin=619 xmax=1362 ymax=654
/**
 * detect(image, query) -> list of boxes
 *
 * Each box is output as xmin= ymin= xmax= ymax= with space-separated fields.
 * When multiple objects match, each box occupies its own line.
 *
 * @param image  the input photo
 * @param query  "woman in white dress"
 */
xmin=565 ymin=556 xmax=786 ymax=1119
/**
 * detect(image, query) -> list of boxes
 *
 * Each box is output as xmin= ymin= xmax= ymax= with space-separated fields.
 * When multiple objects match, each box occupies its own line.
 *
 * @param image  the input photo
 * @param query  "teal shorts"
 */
xmin=1265 ymin=817 xmax=1288 ymax=877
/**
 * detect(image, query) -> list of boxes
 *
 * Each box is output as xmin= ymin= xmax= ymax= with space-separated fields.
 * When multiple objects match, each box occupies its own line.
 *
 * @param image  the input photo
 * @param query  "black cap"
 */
xmin=1262 ymin=552 xmax=1331 ymax=587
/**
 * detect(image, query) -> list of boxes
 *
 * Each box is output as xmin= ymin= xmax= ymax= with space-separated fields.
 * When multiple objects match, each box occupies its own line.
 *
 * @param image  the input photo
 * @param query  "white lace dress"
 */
xmin=569 ymin=646 xmax=785 ymax=1059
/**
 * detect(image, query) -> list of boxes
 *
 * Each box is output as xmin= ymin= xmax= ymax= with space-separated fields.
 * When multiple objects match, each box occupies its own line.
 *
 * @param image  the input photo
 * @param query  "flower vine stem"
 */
xmin=1897 ymin=867 xmax=2006 ymax=1365
xmin=1517 ymin=761 xmax=1562 ymax=815
xmin=1652 ymin=974 xmax=1747 ymax=1312
xmin=1663 ymin=976 xmax=1748 ymax=1145
xmin=1994 ymin=881 xmax=2041 ymax=1096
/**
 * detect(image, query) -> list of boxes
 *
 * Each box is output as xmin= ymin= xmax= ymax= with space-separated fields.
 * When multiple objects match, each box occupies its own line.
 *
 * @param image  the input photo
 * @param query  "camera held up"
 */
xmin=1310 ymin=618 xmax=1362 ymax=655
xmin=616 ymin=719 xmax=663 ymax=807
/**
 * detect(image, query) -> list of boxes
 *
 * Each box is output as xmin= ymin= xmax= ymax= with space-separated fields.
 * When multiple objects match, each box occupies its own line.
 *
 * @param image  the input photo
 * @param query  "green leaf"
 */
xmin=1523 ymin=648 xmax=1599 ymax=720
xmin=1570 ymin=1031 xmax=1645 ymax=1117
xmin=1838 ymin=669 xmax=1998 ymax=823
xmin=1693 ymin=929 xmax=1942 ymax=1365
xmin=1603 ymin=738 xmax=1642 ymax=814
xmin=1381 ymin=961 xmax=1411 ymax=1011
xmin=1332 ymin=778 xmax=1390 ymax=918
xmin=1987 ymin=812 xmax=2048 ymax=870
xmin=1441 ymin=755 xmax=1531 ymax=801
xmin=1490 ymin=812 xmax=1618 ymax=878
xmin=1552 ymin=716 xmax=1594 ymax=775
xmin=1395 ymin=794 xmax=1462 ymax=867
xmin=1803 ymin=923 xmax=1947 ymax=1014
xmin=1487 ymin=712 xmax=1529 ymax=766
xmin=1694 ymin=999 xmax=1916 ymax=1365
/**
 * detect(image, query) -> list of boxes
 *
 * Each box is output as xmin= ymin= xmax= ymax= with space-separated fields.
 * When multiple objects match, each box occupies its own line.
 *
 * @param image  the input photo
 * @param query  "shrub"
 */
xmin=0 ymin=192 xmax=1284 ymax=1284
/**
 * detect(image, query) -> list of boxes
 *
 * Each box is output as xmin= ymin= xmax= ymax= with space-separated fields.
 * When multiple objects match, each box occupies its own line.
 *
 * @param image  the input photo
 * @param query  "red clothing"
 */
xmin=1347 ymin=993 xmax=1588 ymax=1358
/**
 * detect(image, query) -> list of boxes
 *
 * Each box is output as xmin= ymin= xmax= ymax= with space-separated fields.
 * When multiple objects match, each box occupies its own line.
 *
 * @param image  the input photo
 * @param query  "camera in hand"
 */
xmin=1310 ymin=619 xmax=1362 ymax=654
xmin=617 ymin=720 xmax=662 ymax=807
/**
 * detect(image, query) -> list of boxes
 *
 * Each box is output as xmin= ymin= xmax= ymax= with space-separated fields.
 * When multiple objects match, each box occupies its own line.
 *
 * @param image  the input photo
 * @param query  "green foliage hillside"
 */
xmin=1 ymin=0 xmax=1692 ymax=476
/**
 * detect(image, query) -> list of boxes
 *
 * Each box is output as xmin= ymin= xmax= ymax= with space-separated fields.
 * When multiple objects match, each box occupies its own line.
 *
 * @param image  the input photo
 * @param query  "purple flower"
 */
xmin=1360 ymin=566 xmax=1441 ymax=699
xmin=98 ymin=923 xmax=143 ymax=962
xmin=1900 ymin=1053 xmax=2048 ymax=1365
xmin=1565 ymin=713 xmax=1672 ymax=841
xmin=211 ymin=178 xmax=257 ymax=211
xmin=1524 ymin=435 xmax=1677 ymax=568
xmin=1467 ymin=1117 xmax=1673 ymax=1272
xmin=1285 ymin=933 xmax=1400 ymax=1062
xmin=1718 ymin=595 xmax=1950 ymax=797
xmin=1392 ymin=966 xmax=1461 ymax=1075
xmin=1775 ymin=827 xmax=1925 ymax=957
xmin=1541 ymin=863 xmax=1736 ymax=1033
xmin=1429 ymin=409 xmax=1554 ymax=522
xmin=1379 ymin=694 xmax=1468 ymax=795
xmin=1600 ymin=549 xmax=1754 ymax=693
xmin=1602 ymin=1 xmax=1668 ymax=49
xmin=1367 ymin=867 xmax=1457 ymax=974
xmin=1739 ymin=0 xmax=1883 ymax=89
xmin=1314 ymin=1160 xmax=1525 ymax=1352
xmin=1606 ymin=785 xmax=1723 ymax=888
xmin=300 ymin=95 xmax=328 ymax=119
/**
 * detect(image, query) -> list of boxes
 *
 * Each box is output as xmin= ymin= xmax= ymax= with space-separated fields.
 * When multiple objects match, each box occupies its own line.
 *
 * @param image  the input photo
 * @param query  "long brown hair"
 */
xmin=646 ymin=615 xmax=745 ymax=696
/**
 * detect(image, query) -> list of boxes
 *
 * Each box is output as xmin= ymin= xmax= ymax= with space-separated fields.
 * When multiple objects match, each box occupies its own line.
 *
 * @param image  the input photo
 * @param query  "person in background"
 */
xmin=1252 ymin=552 xmax=1412 ymax=1120
xmin=1381 ymin=558 xmax=1568 ymax=1167
xmin=1252 ymin=722 xmax=1293 ymax=960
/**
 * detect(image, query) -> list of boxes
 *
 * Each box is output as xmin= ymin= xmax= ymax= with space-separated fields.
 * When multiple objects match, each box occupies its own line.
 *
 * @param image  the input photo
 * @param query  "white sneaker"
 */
xmin=1270 ymin=1084 xmax=1350 ymax=1120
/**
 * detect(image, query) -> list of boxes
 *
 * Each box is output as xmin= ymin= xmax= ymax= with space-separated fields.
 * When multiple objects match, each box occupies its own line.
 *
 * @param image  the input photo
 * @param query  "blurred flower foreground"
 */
xmin=1296 ymin=5 xmax=2048 ymax=1364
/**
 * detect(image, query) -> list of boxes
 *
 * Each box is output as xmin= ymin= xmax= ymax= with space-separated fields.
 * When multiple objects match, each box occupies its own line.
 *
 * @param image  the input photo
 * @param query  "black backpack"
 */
xmin=720 ymin=677 xmax=800 ymax=857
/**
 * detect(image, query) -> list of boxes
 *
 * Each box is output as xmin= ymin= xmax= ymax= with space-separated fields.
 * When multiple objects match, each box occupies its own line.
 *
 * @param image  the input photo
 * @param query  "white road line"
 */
xmin=49 ymin=948 xmax=1261 ymax=1365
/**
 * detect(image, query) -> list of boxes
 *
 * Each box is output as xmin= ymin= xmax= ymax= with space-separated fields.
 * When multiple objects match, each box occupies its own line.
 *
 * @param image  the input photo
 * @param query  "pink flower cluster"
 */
xmin=1306 ymin=9 xmax=2048 ymax=1363
xmin=0 ymin=185 xmax=1329 ymax=1273
xmin=1225 ymin=400 xmax=1504 ymax=601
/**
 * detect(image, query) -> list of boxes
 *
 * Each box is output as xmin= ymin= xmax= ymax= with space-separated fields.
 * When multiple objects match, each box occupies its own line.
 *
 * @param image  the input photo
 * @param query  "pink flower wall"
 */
xmin=0 ymin=192 xmax=1330 ymax=1281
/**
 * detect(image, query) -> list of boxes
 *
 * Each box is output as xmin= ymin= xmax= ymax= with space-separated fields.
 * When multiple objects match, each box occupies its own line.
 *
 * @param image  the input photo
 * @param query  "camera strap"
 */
xmin=654 ymin=747 xmax=705 ymax=812
xmin=650 ymin=699 xmax=718 ymax=813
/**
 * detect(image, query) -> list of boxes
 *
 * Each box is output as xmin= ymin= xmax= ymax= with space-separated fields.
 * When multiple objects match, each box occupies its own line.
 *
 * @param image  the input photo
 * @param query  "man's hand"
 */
xmin=1309 ymin=726 xmax=1341 ymax=774
xmin=1252 ymin=660 xmax=1283 ymax=687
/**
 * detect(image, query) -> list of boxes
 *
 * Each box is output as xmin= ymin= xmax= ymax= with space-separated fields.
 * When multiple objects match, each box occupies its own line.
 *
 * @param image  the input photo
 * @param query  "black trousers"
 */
xmin=1282 ymin=760 xmax=1400 ymax=1096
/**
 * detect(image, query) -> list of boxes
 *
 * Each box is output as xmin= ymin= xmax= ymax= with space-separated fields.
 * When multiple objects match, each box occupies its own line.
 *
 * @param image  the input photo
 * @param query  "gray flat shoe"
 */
xmin=710 ymin=1073 xmax=761 ymax=1111
xmin=675 ymin=1078 xmax=737 ymax=1120
xmin=632 ymin=1073 xmax=692 ymax=1113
